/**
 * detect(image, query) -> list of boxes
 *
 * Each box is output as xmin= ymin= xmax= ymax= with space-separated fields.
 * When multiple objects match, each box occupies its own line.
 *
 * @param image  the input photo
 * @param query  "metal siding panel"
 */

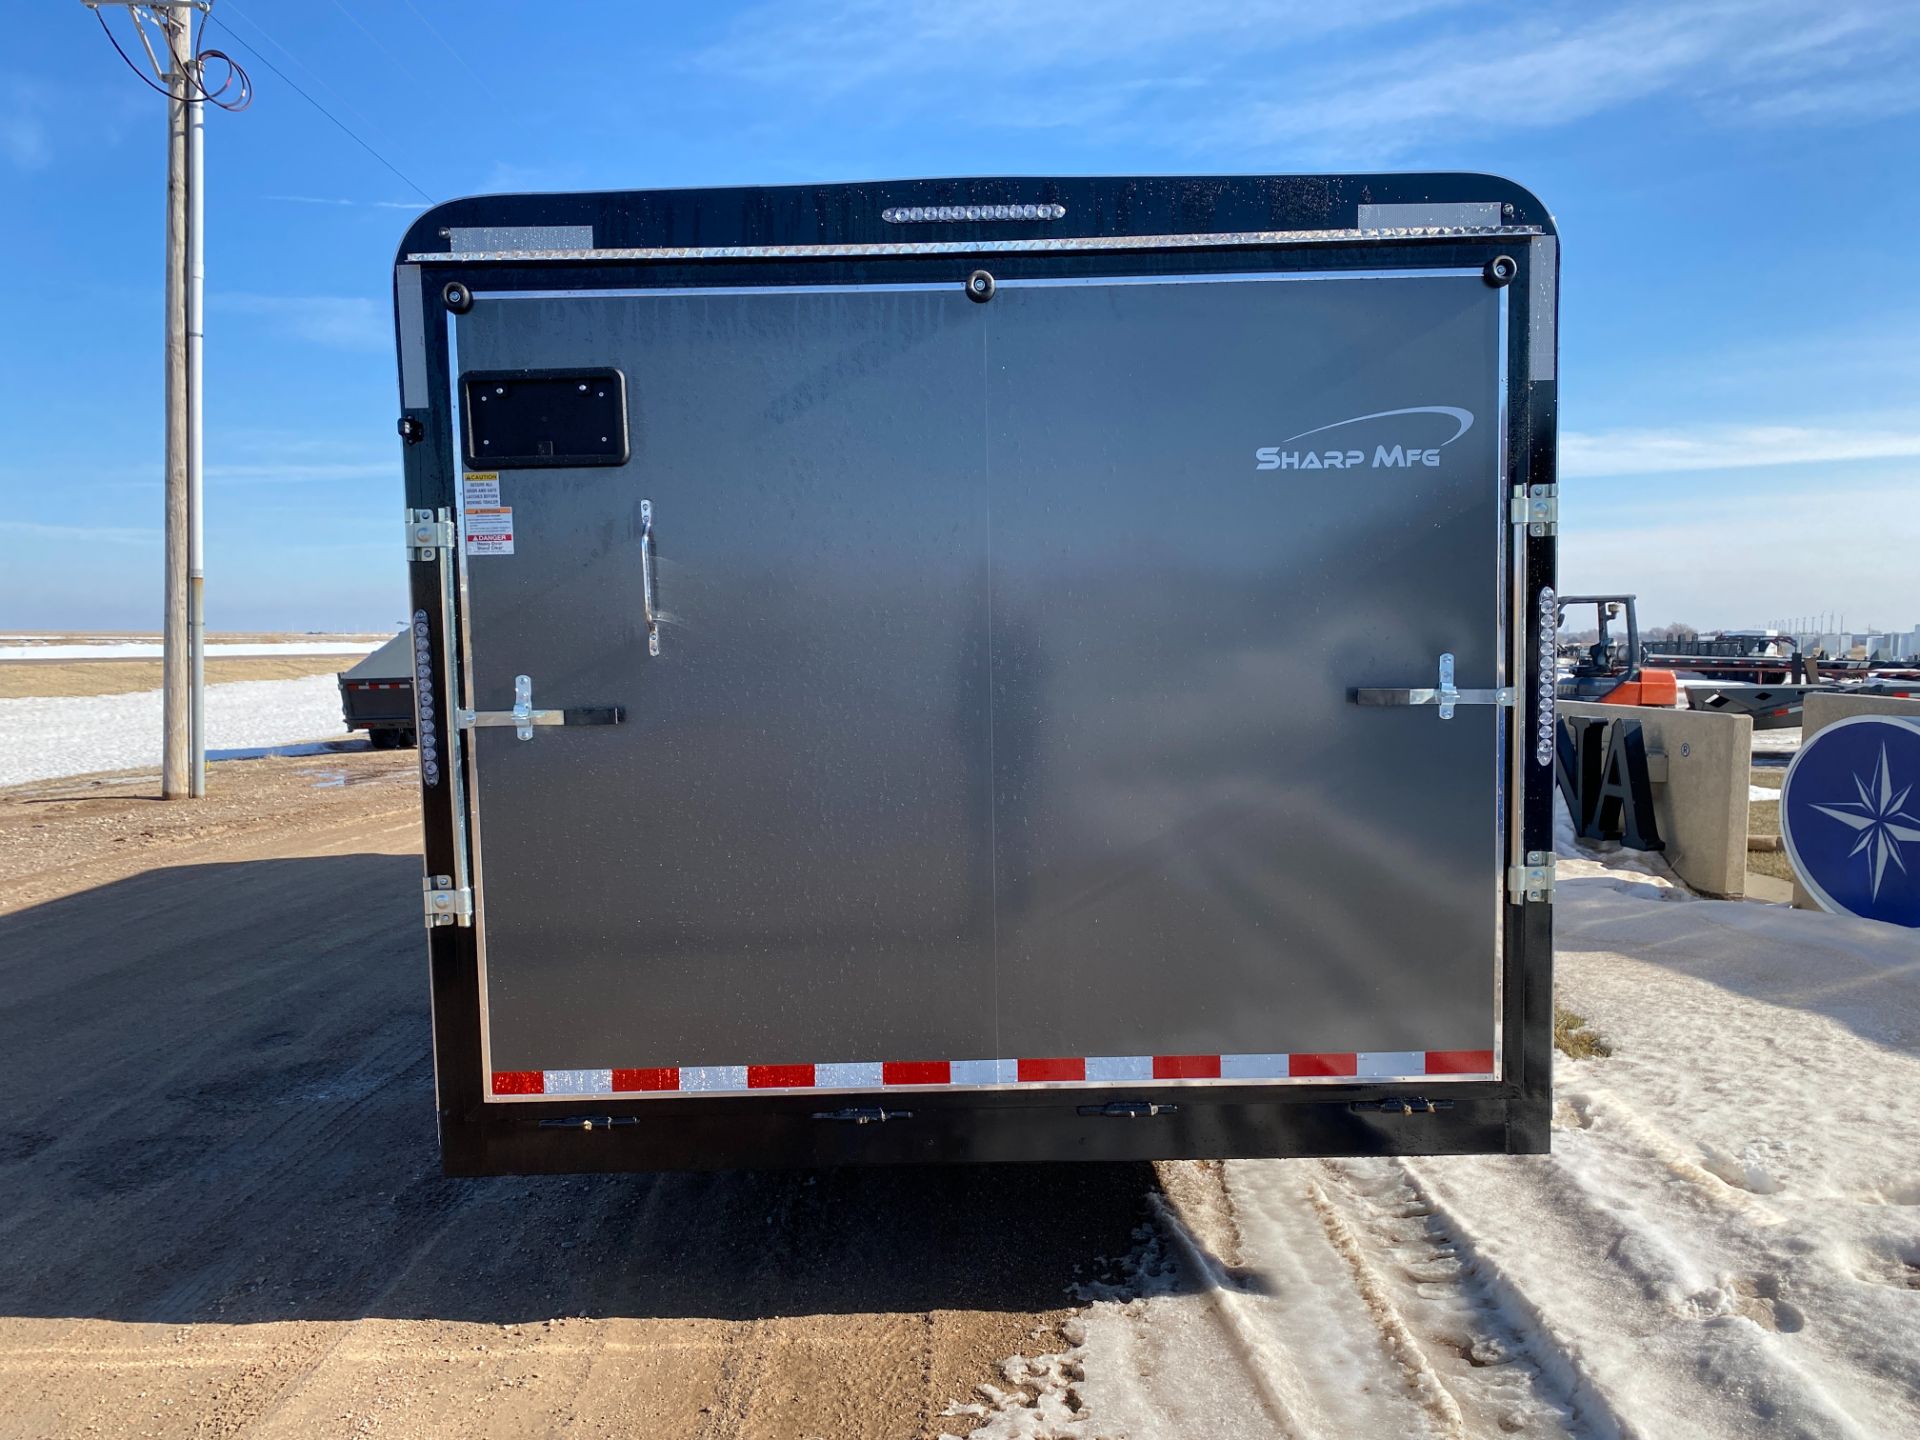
xmin=983 ymin=274 xmax=1502 ymax=1061
xmin=458 ymin=288 xmax=996 ymax=1073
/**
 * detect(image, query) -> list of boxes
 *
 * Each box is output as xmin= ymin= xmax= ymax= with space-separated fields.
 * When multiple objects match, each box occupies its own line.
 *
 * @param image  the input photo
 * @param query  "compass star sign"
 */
xmin=1808 ymin=742 xmax=1920 ymax=901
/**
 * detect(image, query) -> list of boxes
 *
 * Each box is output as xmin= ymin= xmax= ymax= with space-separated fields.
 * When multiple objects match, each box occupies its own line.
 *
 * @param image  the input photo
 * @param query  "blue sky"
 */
xmin=4 ymin=0 xmax=1917 ymax=634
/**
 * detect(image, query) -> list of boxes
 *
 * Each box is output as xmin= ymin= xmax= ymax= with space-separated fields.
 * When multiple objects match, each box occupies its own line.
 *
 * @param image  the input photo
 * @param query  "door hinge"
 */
xmin=1508 ymin=851 xmax=1556 ymax=904
xmin=1511 ymin=484 xmax=1557 ymax=535
xmin=423 ymin=874 xmax=473 ymax=927
xmin=407 ymin=508 xmax=453 ymax=559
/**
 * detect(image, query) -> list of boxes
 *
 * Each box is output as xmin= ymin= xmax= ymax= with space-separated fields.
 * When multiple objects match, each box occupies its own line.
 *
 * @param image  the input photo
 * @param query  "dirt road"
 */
xmin=0 ymin=753 xmax=1155 ymax=1439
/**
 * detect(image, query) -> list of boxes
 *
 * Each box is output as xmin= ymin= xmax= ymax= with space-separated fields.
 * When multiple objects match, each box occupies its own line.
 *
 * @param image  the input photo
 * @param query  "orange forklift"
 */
xmin=1555 ymin=594 xmax=1679 ymax=707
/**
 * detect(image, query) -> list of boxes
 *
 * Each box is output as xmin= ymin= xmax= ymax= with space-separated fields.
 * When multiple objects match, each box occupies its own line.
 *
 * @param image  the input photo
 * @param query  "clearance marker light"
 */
xmin=882 ymin=203 xmax=1067 ymax=223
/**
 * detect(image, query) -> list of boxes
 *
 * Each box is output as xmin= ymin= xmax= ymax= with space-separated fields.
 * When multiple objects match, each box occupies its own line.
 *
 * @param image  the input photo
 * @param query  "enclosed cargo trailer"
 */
xmin=390 ymin=174 xmax=1561 ymax=1175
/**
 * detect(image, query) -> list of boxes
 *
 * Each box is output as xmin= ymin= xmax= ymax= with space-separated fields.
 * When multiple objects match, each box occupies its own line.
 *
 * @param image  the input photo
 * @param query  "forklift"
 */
xmin=1555 ymin=594 xmax=1677 ymax=706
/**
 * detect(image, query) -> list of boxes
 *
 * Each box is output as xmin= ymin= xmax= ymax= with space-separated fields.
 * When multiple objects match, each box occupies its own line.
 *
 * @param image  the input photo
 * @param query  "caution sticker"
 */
xmin=462 ymin=472 xmax=501 ymax=509
xmin=464 ymin=507 xmax=514 ymax=555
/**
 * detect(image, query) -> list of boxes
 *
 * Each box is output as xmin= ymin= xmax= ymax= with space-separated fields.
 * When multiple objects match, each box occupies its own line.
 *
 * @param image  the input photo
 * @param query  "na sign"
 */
xmin=1780 ymin=715 xmax=1920 ymax=927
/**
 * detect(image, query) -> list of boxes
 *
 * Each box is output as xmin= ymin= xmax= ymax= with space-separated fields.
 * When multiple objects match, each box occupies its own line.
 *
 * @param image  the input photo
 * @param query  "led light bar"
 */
xmin=1535 ymin=586 xmax=1557 ymax=767
xmin=882 ymin=203 xmax=1067 ymax=224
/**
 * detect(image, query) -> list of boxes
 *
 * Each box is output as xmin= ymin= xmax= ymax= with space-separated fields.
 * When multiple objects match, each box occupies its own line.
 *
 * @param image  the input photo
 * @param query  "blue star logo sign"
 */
xmin=1782 ymin=715 xmax=1920 ymax=927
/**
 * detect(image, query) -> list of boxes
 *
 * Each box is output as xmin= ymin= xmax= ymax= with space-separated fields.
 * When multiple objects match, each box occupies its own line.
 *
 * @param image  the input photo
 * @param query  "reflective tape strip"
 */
xmin=1289 ymin=1052 xmax=1358 ymax=1078
xmin=489 ymin=1045 xmax=1494 ymax=1099
xmin=1018 ymin=1057 xmax=1086 ymax=1083
xmin=1424 ymin=1049 xmax=1496 ymax=1075
xmin=1357 ymin=1051 xmax=1425 ymax=1078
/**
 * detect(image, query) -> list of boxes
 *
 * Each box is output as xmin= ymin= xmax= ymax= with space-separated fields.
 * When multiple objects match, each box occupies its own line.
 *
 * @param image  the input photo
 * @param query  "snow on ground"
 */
xmin=0 ymin=641 xmax=376 ymax=661
xmin=1752 ymin=727 xmax=1804 ymax=755
xmin=0 ymin=675 xmax=353 ymax=786
xmin=959 ymin=817 xmax=1920 ymax=1439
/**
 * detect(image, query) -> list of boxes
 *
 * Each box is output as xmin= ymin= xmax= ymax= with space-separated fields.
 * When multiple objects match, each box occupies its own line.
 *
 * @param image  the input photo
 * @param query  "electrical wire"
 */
xmin=203 ymin=7 xmax=435 ymax=203
xmin=93 ymin=6 xmax=252 ymax=110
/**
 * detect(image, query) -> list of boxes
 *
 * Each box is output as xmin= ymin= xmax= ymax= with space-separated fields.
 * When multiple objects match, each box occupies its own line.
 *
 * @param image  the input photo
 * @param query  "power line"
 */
xmin=325 ymin=0 xmax=436 ymax=97
xmin=396 ymin=0 xmax=498 ymax=100
xmin=206 ymin=4 xmax=435 ymax=204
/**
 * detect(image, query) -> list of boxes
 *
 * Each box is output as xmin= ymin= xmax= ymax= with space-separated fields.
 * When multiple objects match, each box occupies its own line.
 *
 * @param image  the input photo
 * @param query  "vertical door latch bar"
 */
xmin=640 ymin=499 xmax=660 ymax=656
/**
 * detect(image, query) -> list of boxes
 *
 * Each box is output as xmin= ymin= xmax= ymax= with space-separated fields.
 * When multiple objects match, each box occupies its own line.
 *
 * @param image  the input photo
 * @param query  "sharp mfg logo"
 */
xmin=1255 ymin=405 xmax=1476 ymax=471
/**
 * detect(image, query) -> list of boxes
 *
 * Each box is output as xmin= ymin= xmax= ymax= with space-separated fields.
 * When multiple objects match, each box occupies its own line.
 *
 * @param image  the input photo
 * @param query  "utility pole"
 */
xmin=161 ymin=2 xmax=191 ymax=799
xmin=86 ymin=1 xmax=239 ymax=796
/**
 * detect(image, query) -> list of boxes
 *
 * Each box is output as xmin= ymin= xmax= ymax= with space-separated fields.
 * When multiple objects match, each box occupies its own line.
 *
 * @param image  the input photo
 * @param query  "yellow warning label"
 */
xmin=463 ymin=471 xmax=500 ymax=483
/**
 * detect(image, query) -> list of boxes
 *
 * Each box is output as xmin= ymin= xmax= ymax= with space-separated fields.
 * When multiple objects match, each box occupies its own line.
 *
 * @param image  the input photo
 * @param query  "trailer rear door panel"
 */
xmin=452 ymin=269 xmax=1506 ymax=1096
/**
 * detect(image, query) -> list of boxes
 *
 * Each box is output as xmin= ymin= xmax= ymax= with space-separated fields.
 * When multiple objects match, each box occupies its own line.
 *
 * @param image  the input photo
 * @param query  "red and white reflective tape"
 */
xmin=491 ymin=1049 xmax=1496 ymax=1097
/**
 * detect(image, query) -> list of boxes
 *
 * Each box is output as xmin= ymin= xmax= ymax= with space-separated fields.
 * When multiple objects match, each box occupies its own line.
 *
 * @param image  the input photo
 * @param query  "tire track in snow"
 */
xmin=1317 ymin=1159 xmax=1612 ymax=1439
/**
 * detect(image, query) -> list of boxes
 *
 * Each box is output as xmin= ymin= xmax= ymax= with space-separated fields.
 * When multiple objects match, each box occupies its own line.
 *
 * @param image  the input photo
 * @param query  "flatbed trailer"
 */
xmin=389 ymin=173 xmax=1561 ymax=1175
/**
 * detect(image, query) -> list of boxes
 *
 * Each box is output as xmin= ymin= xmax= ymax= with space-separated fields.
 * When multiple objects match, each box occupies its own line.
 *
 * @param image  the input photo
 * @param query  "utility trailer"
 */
xmin=337 ymin=632 xmax=417 ymax=748
xmin=389 ymin=174 xmax=1561 ymax=1175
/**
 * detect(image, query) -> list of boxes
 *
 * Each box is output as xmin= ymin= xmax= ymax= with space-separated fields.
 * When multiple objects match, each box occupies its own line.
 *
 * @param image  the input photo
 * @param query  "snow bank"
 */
xmin=0 ymin=642 xmax=376 ymax=661
xmin=964 ymin=833 xmax=1920 ymax=1438
xmin=0 ymin=675 xmax=353 ymax=787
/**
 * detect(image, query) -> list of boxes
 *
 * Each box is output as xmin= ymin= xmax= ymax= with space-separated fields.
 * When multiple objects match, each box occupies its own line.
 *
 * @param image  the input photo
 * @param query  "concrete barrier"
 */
xmin=1791 ymin=691 xmax=1920 ymax=910
xmin=1559 ymin=701 xmax=1752 ymax=898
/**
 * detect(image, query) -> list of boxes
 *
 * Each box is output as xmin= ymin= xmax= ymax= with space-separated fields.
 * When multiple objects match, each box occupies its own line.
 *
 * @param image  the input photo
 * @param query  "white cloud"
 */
xmin=698 ymin=0 xmax=1448 ymax=91
xmin=1563 ymin=422 xmax=1920 ymax=477
xmin=212 ymin=293 xmax=387 ymax=351
xmin=695 ymin=0 xmax=1920 ymax=155
xmin=206 ymin=460 xmax=398 ymax=485
xmin=1560 ymin=479 xmax=1920 ymax=630
xmin=0 ymin=520 xmax=156 ymax=546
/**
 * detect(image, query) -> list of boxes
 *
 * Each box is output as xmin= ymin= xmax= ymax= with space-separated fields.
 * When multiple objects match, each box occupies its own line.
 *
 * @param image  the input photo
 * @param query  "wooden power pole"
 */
xmin=160 ymin=2 xmax=191 ymax=798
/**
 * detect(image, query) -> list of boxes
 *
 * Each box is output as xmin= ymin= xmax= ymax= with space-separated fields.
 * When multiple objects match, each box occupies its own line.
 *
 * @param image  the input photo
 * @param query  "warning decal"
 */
xmin=462 ymin=472 xmax=501 ymax=510
xmin=465 ymin=507 xmax=514 ymax=555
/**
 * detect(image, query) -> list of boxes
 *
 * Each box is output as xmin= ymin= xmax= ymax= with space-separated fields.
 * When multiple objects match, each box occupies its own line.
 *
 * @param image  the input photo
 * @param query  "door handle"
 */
xmin=640 ymin=498 xmax=660 ymax=656
xmin=1351 ymin=652 xmax=1514 ymax=720
xmin=456 ymin=674 xmax=624 ymax=740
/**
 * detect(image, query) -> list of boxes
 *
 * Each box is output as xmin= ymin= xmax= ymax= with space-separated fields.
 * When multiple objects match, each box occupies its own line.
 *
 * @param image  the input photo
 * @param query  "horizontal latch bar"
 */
xmin=1077 ymin=1100 xmax=1179 ymax=1118
xmin=1352 ymin=687 xmax=1516 ymax=707
xmin=1351 ymin=651 xmax=1510 ymax=719
xmin=455 ymin=706 xmax=624 ymax=729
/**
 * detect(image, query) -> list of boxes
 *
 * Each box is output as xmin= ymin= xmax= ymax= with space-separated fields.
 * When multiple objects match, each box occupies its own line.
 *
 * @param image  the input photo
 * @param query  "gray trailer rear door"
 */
xmin=451 ymin=268 xmax=1507 ymax=1101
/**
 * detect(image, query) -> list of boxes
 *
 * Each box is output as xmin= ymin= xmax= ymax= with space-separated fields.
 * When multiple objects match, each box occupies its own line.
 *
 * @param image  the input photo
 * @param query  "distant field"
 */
xmin=0 ymin=630 xmax=386 ymax=646
xmin=0 ymin=654 xmax=358 ymax=701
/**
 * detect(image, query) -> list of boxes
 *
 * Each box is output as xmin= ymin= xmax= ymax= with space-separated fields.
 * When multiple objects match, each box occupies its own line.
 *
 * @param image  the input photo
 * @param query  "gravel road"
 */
xmin=0 ymin=752 xmax=1156 ymax=1438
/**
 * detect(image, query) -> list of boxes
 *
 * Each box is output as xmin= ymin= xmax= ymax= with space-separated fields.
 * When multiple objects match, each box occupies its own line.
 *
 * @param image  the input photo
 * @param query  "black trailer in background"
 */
xmin=337 ymin=632 xmax=416 ymax=748
xmin=390 ymin=175 xmax=1560 ymax=1175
